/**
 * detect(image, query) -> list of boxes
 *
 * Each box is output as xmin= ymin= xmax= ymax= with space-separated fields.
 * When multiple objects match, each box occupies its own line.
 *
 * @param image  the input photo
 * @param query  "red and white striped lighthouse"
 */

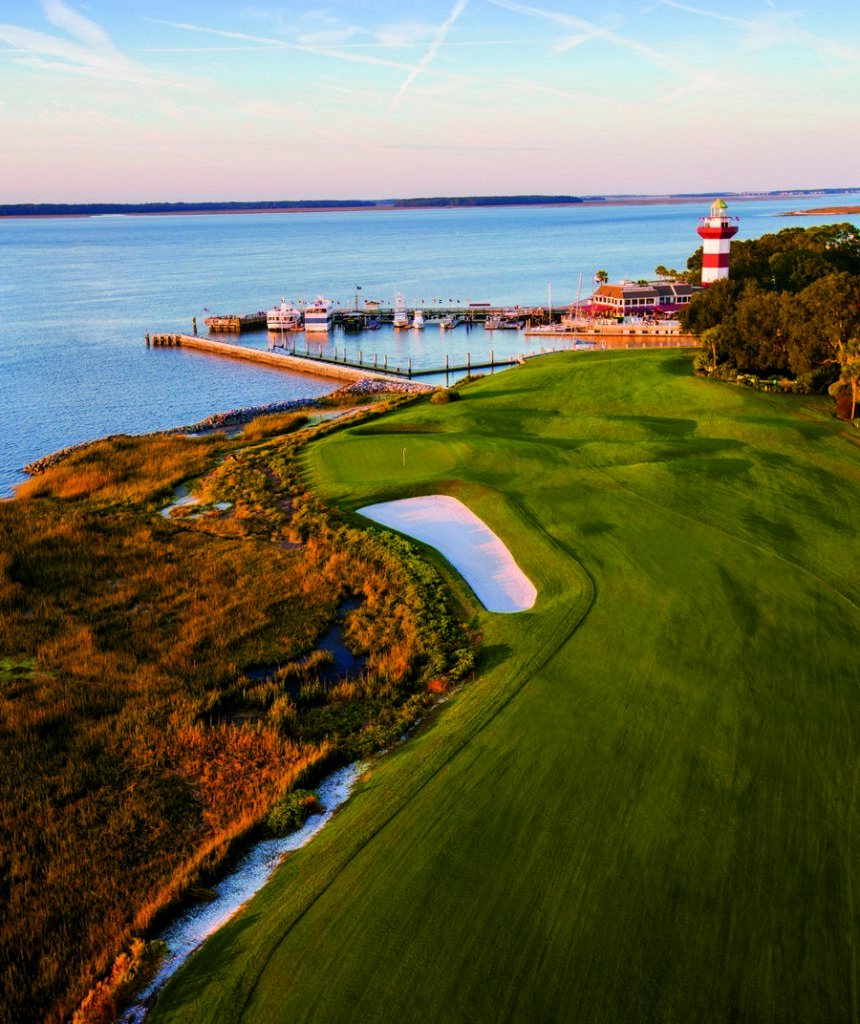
xmin=697 ymin=198 xmax=738 ymax=285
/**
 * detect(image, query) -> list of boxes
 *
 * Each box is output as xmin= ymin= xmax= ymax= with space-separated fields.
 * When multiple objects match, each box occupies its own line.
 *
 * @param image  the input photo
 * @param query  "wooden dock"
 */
xmin=146 ymin=333 xmax=517 ymax=379
xmin=146 ymin=334 xmax=426 ymax=383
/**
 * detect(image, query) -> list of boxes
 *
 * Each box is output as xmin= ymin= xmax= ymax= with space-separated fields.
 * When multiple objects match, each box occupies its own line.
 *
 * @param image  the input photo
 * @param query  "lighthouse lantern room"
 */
xmin=697 ymin=198 xmax=739 ymax=285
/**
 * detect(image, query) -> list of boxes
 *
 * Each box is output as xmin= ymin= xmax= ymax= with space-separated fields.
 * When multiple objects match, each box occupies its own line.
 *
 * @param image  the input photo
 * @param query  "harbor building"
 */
xmin=590 ymin=280 xmax=700 ymax=317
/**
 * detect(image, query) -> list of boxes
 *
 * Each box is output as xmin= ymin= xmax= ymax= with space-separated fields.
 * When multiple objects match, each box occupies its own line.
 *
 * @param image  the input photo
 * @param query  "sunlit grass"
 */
xmin=151 ymin=349 xmax=860 ymax=1024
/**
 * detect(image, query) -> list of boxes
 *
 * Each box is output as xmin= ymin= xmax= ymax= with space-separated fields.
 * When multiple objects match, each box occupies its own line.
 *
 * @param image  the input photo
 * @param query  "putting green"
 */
xmin=152 ymin=350 xmax=860 ymax=1024
xmin=310 ymin=430 xmax=462 ymax=498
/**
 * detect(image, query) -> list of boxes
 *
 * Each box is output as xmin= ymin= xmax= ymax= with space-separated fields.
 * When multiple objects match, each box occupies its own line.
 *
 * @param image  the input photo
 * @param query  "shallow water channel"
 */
xmin=121 ymin=762 xmax=362 ymax=1022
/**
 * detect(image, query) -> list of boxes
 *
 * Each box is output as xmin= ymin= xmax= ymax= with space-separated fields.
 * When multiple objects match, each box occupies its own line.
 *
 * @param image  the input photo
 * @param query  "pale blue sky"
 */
xmin=1 ymin=0 xmax=858 ymax=202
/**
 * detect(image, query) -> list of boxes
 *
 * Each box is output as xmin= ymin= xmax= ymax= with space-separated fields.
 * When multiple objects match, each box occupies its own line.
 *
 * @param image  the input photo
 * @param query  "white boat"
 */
xmin=393 ymin=293 xmax=409 ymax=329
xmin=267 ymin=299 xmax=303 ymax=332
xmin=412 ymin=308 xmax=425 ymax=329
xmin=484 ymin=312 xmax=519 ymax=331
xmin=303 ymin=297 xmax=334 ymax=332
xmin=439 ymin=315 xmax=454 ymax=330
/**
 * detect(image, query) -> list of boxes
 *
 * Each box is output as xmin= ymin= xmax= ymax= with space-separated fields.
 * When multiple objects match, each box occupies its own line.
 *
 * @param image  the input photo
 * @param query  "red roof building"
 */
xmin=590 ymin=280 xmax=702 ymax=316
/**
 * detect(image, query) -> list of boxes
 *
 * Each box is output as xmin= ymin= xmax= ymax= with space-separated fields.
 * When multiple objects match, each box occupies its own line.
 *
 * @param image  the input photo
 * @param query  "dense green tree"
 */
xmin=679 ymin=224 xmax=860 ymax=392
xmin=768 ymin=249 xmax=833 ymax=293
xmin=722 ymin=283 xmax=789 ymax=374
xmin=677 ymin=278 xmax=738 ymax=336
xmin=785 ymin=273 xmax=860 ymax=372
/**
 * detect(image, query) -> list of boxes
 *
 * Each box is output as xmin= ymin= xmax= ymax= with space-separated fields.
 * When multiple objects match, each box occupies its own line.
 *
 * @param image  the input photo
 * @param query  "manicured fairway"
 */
xmin=151 ymin=350 xmax=860 ymax=1024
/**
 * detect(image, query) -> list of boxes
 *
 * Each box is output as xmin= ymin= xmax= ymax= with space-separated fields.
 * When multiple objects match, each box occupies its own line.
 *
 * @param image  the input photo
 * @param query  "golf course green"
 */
xmin=150 ymin=348 xmax=860 ymax=1024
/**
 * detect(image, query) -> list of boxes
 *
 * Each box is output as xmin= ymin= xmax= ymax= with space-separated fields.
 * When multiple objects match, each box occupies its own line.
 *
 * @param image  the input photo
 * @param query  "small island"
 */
xmin=781 ymin=205 xmax=860 ymax=216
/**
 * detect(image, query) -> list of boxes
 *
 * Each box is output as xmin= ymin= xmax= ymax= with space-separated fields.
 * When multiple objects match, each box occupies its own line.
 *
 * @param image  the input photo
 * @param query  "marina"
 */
xmin=192 ymin=302 xmax=690 ymax=336
xmin=5 ymin=194 xmax=858 ymax=497
xmin=146 ymin=329 xmax=690 ymax=382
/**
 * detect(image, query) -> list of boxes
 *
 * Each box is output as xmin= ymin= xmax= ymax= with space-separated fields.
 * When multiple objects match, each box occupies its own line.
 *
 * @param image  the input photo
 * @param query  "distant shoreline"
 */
xmin=779 ymin=206 xmax=860 ymax=217
xmin=2 ymin=190 xmax=858 ymax=220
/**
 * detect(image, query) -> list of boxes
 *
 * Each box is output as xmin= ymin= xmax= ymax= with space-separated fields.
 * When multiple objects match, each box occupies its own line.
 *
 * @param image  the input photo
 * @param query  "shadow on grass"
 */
xmin=655 ymin=352 xmax=697 ymax=376
xmin=454 ymin=387 xmax=534 ymax=401
xmin=578 ymin=520 xmax=618 ymax=536
xmin=604 ymin=413 xmax=698 ymax=437
xmin=477 ymin=643 xmax=514 ymax=674
xmin=149 ymin=910 xmax=259 ymax=1018
xmin=348 ymin=424 xmax=446 ymax=436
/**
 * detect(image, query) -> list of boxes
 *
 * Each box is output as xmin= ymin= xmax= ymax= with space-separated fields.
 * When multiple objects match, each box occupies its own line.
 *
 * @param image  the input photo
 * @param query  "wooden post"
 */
xmin=145 ymin=333 xmax=150 ymax=347
xmin=408 ymin=358 xmax=412 ymax=378
xmin=467 ymin=351 xmax=471 ymax=370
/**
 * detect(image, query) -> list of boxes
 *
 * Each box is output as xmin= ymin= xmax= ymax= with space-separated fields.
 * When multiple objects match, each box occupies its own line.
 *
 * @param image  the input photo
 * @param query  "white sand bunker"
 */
xmin=358 ymin=495 xmax=537 ymax=613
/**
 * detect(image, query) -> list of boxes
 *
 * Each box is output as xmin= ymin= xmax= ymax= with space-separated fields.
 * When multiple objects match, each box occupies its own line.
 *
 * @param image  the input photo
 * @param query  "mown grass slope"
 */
xmin=151 ymin=349 xmax=860 ymax=1024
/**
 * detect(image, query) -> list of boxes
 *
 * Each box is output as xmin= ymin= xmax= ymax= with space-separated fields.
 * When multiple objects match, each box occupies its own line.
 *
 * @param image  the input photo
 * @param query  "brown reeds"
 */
xmin=0 ymin=399 xmax=474 ymax=1024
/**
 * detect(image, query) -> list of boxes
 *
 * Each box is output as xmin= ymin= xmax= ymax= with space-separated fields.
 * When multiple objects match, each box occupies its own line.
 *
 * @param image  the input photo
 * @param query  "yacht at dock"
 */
xmin=303 ymin=297 xmax=334 ymax=332
xmin=266 ymin=299 xmax=303 ymax=332
xmin=393 ymin=293 xmax=409 ymax=329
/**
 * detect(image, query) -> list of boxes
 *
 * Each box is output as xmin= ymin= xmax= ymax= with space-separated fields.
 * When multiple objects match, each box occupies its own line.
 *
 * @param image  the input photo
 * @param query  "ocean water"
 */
xmin=2 ymin=194 xmax=858 ymax=496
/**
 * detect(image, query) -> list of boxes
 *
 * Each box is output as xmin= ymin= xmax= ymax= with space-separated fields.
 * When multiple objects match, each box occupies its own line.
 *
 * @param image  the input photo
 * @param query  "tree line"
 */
xmin=676 ymin=223 xmax=860 ymax=418
xmin=0 ymin=196 xmax=584 ymax=217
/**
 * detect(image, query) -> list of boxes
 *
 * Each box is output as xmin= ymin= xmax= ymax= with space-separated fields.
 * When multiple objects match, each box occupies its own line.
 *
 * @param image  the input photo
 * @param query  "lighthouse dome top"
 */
xmin=711 ymin=198 xmax=728 ymax=214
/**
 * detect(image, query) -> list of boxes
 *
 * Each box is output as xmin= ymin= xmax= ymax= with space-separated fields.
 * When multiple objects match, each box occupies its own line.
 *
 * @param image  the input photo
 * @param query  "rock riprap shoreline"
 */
xmin=21 ymin=378 xmax=431 ymax=477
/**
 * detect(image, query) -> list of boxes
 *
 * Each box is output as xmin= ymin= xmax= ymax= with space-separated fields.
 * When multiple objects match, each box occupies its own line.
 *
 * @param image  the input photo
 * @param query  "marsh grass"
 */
xmin=14 ymin=434 xmax=230 ymax=506
xmin=240 ymin=412 xmax=309 ymax=443
xmin=0 ymin=394 xmax=473 ymax=1024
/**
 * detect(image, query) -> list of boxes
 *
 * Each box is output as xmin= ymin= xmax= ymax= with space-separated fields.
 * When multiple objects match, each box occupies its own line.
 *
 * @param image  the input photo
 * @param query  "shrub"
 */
xmin=266 ymin=789 xmax=323 ymax=836
xmin=242 ymin=412 xmax=309 ymax=442
xmin=793 ymin=362 xmax=841 ymax=394
xmin=72 ymin=939 xmax=167 ymax=1024
xmin=430 ymin=389 xmax=459 ymax=404
xmin=452 ymin=373 xmax=485 ymax=387
xmin=693 ymin=352 xmax=711 ymax=374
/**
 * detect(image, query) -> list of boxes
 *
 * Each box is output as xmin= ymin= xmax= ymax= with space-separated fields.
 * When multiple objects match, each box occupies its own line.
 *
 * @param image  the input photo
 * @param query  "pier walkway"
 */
xmin=146 ymin=329 xmax=694 ymax=383
xmin=146 ymin=333 xmax=530 ymax=380
xmin=146 ymin=334 xmax=422 ymax=383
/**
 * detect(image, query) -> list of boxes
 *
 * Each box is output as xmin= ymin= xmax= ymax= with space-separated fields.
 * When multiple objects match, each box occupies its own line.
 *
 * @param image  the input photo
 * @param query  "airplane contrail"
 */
xmin=388 ymin=0 xmax=470 ymax=113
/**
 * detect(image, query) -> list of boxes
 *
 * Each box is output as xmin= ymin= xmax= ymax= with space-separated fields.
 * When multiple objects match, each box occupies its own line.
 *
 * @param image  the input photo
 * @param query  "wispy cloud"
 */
xmin=150 ymin=17 xmax=478 ymax=84
xmin=489 ymin=0 xmax=614 ymax=54
xmin=0 ymin=0 xmax=198 ymax=88
xmin=387 ymin=0 xmax=470 ymax=113
xmin=485 ymin=0 xmax=694 ymax=75
xmin=658 ymin=0 xmax=860 ymax=65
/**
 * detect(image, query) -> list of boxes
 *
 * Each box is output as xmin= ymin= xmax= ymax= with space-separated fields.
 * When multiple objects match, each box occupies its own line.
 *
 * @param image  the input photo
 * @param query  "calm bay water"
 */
xmin=2 ymin=194 xmax=858 ymax=496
